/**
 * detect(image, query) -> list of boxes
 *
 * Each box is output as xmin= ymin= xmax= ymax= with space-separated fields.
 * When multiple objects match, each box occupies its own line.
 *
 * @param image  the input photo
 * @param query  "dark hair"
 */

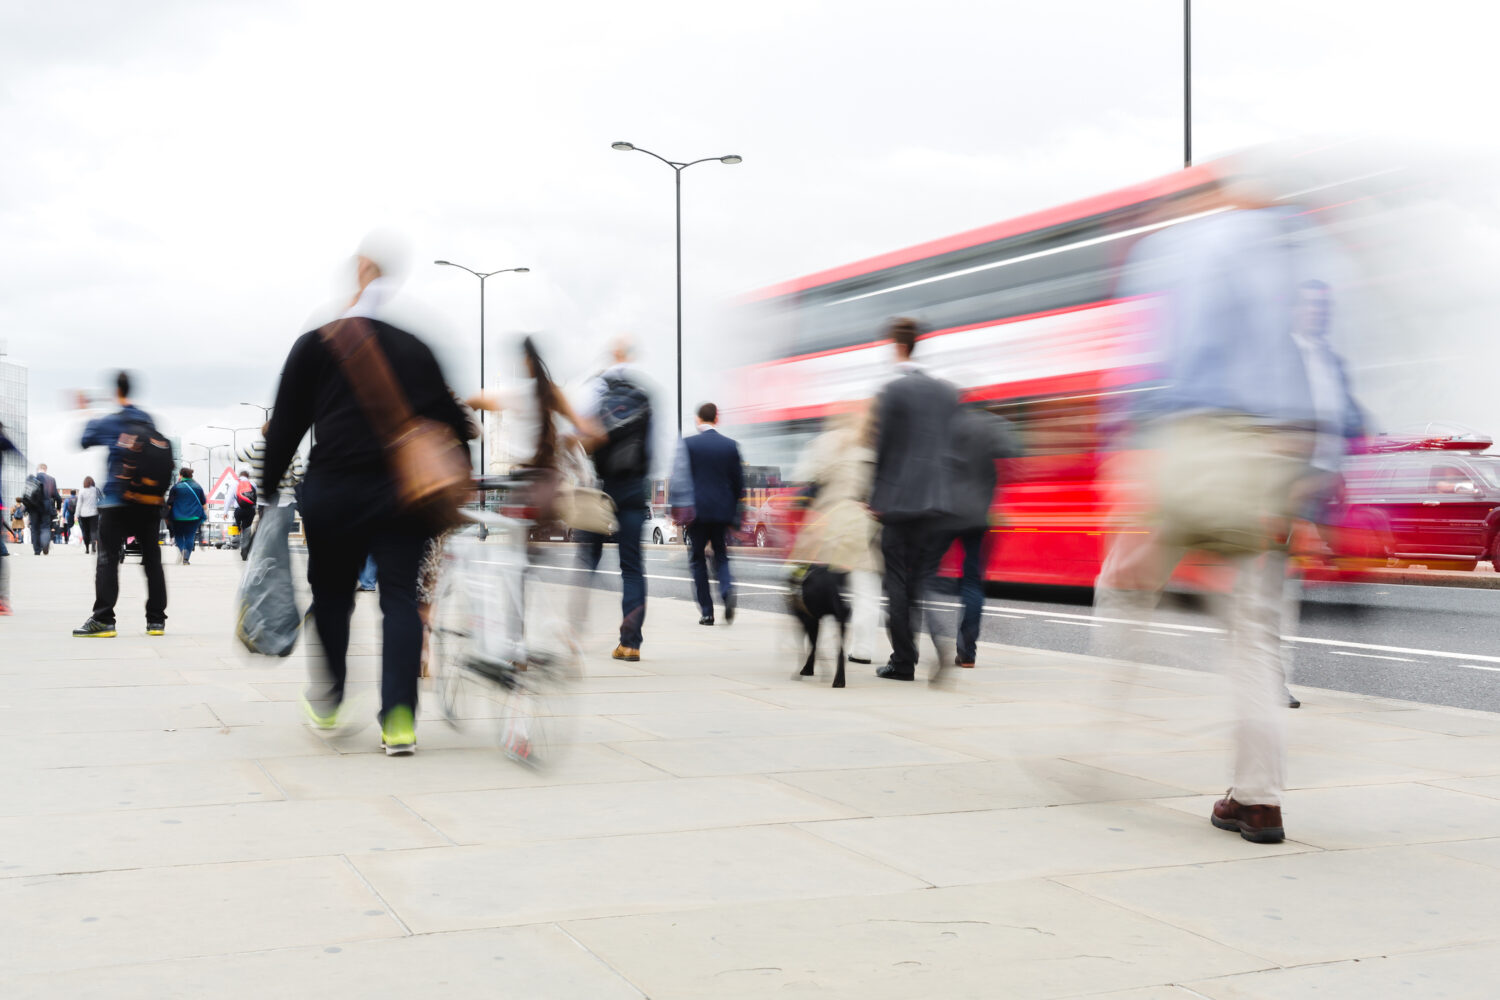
xmin=180 ymin=467 xmax=193 ymax=478
xmin=117 ymin=370 xmax=132 ymax=398
xmin=887 ymin=317 xmax=921 ymax=355
xmin=697 ymin=402 xmax=718 ymax=424
xmin=522 ymin=337 xmax=560 ymax=471
xmin=83 ymin=476 xmax=95 ymax=488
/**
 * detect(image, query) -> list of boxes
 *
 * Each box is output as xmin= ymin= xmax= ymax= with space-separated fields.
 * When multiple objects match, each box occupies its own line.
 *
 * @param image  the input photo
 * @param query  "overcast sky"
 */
xmin=3 ymin=0 xmax=1495 ymax=487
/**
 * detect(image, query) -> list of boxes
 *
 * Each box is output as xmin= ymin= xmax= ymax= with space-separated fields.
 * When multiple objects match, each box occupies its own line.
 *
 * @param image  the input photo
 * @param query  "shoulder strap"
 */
xmin=319 ymin=317 xmax=417 ymax=444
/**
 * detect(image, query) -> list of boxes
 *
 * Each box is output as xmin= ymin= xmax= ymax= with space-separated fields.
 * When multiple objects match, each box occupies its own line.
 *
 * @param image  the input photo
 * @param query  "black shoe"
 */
xmin=848 ymin=656 xmax=871 ymax=664
xmin=1287 ymin=695 xmax=1301 ymax=709
xmin=875 ymin=663 xmax=915 ymax=682
xmin=724 ymin=591 xmax=736 ymax=624
xmin=146 ymin=621 xmax=166 ymax=636
xmin=73 ymin=618 xmax=118 ymax=638
xmin=698 ymin=616 xmax=714 ymax=626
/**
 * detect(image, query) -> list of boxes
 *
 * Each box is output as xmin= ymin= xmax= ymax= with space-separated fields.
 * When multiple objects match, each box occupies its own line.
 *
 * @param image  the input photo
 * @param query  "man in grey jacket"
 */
xmin=869 ymin=317 xmax=960 ymax=681
xmin=929 ymin=404 xmax=1020 ymax=668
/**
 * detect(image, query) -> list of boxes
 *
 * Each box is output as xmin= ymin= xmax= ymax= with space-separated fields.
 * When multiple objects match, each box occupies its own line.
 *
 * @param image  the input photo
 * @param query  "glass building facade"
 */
xmin=0 ymin=360 xmax=26 ymax=513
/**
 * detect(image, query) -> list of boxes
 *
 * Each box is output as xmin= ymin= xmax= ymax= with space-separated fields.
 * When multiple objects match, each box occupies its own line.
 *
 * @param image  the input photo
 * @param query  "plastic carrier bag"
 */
xmin=235 ymin=505 xmax=303 ymax=656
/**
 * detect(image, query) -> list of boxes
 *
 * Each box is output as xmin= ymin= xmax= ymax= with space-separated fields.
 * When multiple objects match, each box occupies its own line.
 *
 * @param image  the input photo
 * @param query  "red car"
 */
xmin=1329 ymin=433 xmax=1500 ymax=570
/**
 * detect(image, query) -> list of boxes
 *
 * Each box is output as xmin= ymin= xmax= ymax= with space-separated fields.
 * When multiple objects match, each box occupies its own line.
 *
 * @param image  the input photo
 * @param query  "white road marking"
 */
xmin=1330 ymin=651 xmax=1416 ymax=662
xmin=536 ymin=563 xmax=1500 ymax=667
xmin=1135 ymin=629 xmax=1189 ymax=637
xmin=1456 ymin=664 xmax=1500 ymax=674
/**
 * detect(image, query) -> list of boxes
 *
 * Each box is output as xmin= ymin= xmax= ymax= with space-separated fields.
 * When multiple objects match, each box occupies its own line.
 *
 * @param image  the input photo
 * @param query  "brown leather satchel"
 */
xmin=320 ymin=317 xmax=471 ymax=530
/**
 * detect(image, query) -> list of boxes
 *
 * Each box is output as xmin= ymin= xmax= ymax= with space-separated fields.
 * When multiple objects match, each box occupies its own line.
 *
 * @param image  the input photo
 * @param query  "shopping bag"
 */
xmin=555 ymin=485 xmax=618 ymax=535
xmin=235 ymin=505 xmax=303 ymax=656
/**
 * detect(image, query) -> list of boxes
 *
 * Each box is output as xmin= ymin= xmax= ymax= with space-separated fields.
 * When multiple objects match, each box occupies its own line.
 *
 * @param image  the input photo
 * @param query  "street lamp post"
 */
xmin=239 ymin=402 xmax=272 ymax=426
xmin=433 ymin=261 xmax=530 ymax=475
xmin=208 ymin=425 xmax=257 ymax=474
xmin=611 ymin=141 xmax=742 ymax=437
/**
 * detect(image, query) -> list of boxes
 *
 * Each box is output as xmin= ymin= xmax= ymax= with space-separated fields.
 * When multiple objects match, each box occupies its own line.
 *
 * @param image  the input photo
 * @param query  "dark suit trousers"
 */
xmin=926 ymin=527 xmax=990 ymax=663
xmin=687 ymin=521 xmax=734 ymax=618
xmin=881 ymin=518 xmax=945 ymax=671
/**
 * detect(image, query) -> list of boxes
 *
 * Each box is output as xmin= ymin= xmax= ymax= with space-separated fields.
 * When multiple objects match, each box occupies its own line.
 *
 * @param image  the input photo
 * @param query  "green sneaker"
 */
xmin=299 ymin=695 xmax=340 ymax=731
xmin=380 ymin=704 xmax=417 ymax=756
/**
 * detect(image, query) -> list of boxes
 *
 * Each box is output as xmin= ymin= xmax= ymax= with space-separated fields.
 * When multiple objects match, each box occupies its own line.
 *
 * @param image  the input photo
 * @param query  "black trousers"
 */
xmin=880 ymin=518 xmax=947 ymax=671
xmin=94 ymin=505 xmax=167 ymax=624
xmin=687 ymin=521 xmax=735 ymax=618
xmin=303 ymin=508 xmax=428 ymax=722
xmin=79 ymin=515 xmax=99 ymax=552
xmin=235 ymin=506 xmax=255 ymax=560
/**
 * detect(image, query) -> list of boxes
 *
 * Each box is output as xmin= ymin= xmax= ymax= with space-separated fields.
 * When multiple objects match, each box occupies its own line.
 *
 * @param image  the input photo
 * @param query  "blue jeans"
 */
xmin=171 ymin=520 xmax=198 ymax=560
xmin=578 ymin=481 xmax=648 ymax=648
xmin=687 ymin=521 xmax=734 ymax=619
xmin=358 ymin=554 xmax=378 ymax=590
xmin=927 ymin=526 xmax=990 ymax=664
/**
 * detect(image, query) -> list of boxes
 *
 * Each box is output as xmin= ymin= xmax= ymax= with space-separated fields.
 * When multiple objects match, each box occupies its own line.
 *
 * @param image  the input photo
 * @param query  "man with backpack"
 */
xmin=22 ymin=464 xmax=58 ymax=555
xmin=576 ymin=337 xmax=654 ymax=661
xmin=73 ymin=371 xmax=173 ymax=637
xmin=233 ymin=468 xmax=257 ymax=560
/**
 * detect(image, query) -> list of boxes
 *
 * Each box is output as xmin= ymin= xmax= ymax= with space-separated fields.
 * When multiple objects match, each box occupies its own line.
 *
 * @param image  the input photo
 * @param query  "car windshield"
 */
xmin=1466 ymin=456 xmax=1500 ymax=489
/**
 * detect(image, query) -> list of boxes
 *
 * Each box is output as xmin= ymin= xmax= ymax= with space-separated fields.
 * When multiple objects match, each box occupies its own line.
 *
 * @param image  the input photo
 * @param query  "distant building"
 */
xmin=0 ymin=358 xmax=26 ymax=510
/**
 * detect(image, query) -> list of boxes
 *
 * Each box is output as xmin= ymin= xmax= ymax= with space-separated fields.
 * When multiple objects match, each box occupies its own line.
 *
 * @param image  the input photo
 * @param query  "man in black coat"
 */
xmin=262 ymin=238 xmax=473 ymax=756
xmin=675 ymin=402 xmax=745 ymax=626
xmin=869 ymin=317 xmax=960 ymax=681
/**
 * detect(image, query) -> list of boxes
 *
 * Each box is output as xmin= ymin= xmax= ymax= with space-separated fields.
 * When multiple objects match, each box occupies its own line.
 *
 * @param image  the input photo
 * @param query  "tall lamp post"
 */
xmin=611 ymin=141 xmax=742 ymax=436
xmin=1184 ymin=0 xmax=1192 ymax=168
xmin=433 ymin=261 xmax=530 ymax=474
xmin=208 ymin=425 xmax=257 ymax=472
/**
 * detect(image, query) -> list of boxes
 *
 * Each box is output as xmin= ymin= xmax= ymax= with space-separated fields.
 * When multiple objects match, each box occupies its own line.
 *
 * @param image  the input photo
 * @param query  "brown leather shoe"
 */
xmin=611 ymin=645 xmax=641 ymax=662
xmin=1211 ymin=793 xmax=1285 ymax=844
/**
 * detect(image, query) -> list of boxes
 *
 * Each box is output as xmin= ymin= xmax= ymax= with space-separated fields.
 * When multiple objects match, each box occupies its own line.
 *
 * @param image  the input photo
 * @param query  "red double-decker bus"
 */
xmin=726 ymin=164 xmax=1223 ymax=587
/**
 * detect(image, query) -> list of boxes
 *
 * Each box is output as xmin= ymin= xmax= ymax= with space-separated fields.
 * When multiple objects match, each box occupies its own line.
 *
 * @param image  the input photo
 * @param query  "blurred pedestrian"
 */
xmin=927 ymin=402 xmax=1020 ymax=669
xmin=232 ymin=468 xmax=256 ymax=558
xmin=0 ymin=422 xmax=21 ymax=614
xmin=869 ymin=318 xmax=960 ymax=681
xmin=167 ymin=467 xmax=208 ymax=564
xmin=73 ymin=371 xmax=172 ymax=638
xmin=77 ymin=476 xmax=101 ymax=554
xmin=572 ymin=337 xmax=653 ymax=661
xmin=262 ymin=234 xmax=474 ymax=755
xmin=1093 ymin=177 xmax=1338 ymax=845
xmin=59 ymin=490 xmax=77 ymax=545
xmin=23 ymin=463 xmax=58 ymax=555
xmin=235 ymin=425 xmax=304 ymax=561
xmin=466 ymin=337 xmax=590 ymax=665
xmin=670 ymin=402 xmax=744 ymax=627
xmin=789 ymin=403 xmax=882 ymax=663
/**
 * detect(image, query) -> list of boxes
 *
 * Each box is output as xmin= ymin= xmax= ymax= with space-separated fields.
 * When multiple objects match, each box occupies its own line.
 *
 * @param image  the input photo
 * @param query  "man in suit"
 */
xmin=674 ymin=402 xmax=745 ymax=626
xmin=929 ymin=403 xmax=1020 ymax=669
xmin=869 ymin=318 xmax=960 ymax=681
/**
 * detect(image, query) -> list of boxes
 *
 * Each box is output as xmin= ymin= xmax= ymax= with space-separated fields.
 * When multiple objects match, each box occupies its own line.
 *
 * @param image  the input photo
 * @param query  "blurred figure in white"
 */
xmin=1093 ymin=176 xmax=1357 ymax=847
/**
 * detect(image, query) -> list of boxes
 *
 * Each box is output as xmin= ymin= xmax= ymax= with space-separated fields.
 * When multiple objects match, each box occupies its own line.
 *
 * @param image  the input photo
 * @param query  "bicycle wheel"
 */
xmin=494 ymin=577 xmax=580 ymax=767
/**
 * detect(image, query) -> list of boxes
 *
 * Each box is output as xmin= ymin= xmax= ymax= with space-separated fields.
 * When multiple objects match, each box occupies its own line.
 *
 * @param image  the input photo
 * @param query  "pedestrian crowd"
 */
xmin=0 ymin=182 xmax=1364 ymax=847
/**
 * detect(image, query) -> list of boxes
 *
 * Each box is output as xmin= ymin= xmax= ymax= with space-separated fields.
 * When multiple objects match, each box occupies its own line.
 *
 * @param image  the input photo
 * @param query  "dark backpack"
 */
xmin=22 ymin=475 xmax=46 ymax=513
xmin=117 ymin=417 xmax=175 ymax=507
xmin=593 ymin=376 xmax=652 ymax=481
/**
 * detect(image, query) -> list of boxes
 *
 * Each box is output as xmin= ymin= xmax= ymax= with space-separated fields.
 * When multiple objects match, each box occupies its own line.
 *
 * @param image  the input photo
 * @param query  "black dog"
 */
xmin=789 ymin=565 xmax=850 ymax=688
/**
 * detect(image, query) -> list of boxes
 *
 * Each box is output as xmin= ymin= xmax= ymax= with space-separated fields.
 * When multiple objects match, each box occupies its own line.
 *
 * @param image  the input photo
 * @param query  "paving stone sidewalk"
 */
xmin=3 ymin=545 xmax=1500 ymax=998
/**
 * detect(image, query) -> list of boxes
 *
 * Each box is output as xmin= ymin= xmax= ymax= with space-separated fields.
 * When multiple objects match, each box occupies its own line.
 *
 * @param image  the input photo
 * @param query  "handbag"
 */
xmin=555 ymin=485 xmax=618 ymax=535
xmin=320 ymin=318 xmax=471 ymax=530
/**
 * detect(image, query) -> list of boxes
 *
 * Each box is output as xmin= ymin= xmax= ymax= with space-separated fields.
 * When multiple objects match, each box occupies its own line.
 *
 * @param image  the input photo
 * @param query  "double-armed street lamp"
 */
xmin=433 ymin=261 xmax=530 ymax=473
xmin=611 ymin=141 xmax=742 ymax=436
xmin=208 ymin=425 xmax=257 ymax=473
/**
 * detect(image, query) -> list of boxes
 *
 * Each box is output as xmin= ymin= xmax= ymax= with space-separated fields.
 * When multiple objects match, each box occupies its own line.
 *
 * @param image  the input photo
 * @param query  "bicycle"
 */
xmin=424 ymin=475 xmax=580 ymax=766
